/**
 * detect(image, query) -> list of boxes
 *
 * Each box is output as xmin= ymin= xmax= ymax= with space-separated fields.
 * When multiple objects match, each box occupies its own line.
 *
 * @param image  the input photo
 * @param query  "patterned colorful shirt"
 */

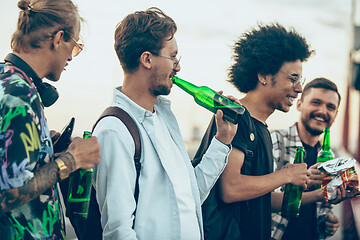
xmin=0 ymin=63 xmax=65 ymax=239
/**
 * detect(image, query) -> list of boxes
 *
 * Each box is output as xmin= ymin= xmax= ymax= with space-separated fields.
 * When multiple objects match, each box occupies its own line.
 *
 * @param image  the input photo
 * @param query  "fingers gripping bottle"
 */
xmin=281 ymin=146 xmax=305 ymax=218
xmin=66 ymin=131 xmax=93 ymax=218
xmin=172 ymin=76 xmax=245 ymax=124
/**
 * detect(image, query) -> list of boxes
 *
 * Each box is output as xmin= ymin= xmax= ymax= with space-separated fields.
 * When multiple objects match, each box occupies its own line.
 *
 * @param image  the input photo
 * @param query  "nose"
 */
xmin=174 ymin=62 xmax=181 ymax=72
xmin=294 ymin=82 xmax=303 ymax=93
xmin=318 ymin=103 xmax=328 ymax=114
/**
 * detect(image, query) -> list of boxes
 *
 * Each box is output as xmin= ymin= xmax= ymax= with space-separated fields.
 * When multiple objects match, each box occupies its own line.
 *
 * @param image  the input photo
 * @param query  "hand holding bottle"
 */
xmin=319 ymin=213 xmax=340 ymax=237
xmin=66 ymin=131 xmax=96 ymax=219
xmin=283 ymin=162 xmax=309 ymax=190
xmin=281 ymin=147 xmax=307 ymax=218
xmin=214 ymin=110 xmax=237 ymax=145
xmin=66 ymin=136 xmax=100 ymax=171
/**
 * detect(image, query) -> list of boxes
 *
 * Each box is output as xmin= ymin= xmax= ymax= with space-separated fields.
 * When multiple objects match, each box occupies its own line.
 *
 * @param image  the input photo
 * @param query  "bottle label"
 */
xmin=66 ymin=169 xmax=93 ymax=218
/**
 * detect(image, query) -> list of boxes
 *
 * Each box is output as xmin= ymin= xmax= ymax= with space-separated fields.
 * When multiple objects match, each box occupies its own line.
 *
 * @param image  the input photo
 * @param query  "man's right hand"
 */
xmin=65 ymin=136 xmax=100 ymax=171
xmin=214 ymin=110 xmax=237 ymax=146
xmin=284 ymin=163 xmax=309 ymax=189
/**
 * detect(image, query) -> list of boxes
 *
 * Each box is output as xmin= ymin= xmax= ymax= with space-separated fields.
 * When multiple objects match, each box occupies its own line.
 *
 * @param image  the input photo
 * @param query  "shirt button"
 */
xmin=172 ymin=211 xmax=177 ymax=216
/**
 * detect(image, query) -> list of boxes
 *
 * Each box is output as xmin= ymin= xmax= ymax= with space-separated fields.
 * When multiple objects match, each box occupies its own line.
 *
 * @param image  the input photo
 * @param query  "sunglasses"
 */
xmin=70 ymin=36 xmax=84 ymax=57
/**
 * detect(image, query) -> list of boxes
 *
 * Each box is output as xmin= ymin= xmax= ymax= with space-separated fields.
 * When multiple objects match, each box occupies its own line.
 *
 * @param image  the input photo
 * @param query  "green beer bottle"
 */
xmin=172 ymin=76 xmax=245 ymax=124
xmin=316 ymin=127 xmax=334 ymax=189
xmin=66 ymin=131 xmax=93 ymax=219
xmin=281 ymin=146 xmax=305 ymax=218
xmin=316 ymin=127 xmax=334 ymax=163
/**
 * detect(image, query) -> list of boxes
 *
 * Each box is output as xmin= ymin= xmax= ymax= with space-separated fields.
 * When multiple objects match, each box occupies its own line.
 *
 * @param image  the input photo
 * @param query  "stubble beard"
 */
xmin=150 ymin=69 xmax=172 ymax=96
xmin=302 ymin=117 xmax=323 ymax=136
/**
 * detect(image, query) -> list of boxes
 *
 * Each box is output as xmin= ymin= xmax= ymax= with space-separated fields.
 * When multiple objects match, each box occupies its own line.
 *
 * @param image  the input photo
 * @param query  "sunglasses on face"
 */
xmin=70 ymin=36 xmax=84 ymax=57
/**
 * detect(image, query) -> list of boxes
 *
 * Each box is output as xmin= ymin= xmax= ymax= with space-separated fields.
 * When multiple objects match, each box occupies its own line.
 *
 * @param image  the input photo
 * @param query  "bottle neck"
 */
xmin=293 ymin=147 xmax=304 ymax=164
xmin=321 ymin=128 xmax=331 ymax=151
xmin=172 ymin=76 xmax=199 ymax=96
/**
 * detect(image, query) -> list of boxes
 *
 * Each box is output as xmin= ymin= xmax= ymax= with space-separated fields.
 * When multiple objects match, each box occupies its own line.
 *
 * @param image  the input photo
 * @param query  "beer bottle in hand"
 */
xmin=172 ymin=76 xmax=245 ymax=124
xmin=316 ymin=127 xmax=334 ymax=163
xmin=66 ymin=131 xmax=94 ymax=219
xmin=281 ymin=146 xmax=305 ymax=218
xmin=315 ymin=127 xmax=334 ymax=189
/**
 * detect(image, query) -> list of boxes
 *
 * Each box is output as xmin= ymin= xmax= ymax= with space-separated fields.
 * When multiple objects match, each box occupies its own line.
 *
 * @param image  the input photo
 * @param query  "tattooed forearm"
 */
xmin=0 ymin=152 xmax=76 ymax=213
xmin=0 ymin=161 xmax=60 ymax=213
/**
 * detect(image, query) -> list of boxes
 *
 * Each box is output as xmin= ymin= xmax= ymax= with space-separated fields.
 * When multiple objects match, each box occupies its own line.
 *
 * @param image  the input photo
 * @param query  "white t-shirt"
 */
xmin=153 ymin=111 xmax=200 ymax=240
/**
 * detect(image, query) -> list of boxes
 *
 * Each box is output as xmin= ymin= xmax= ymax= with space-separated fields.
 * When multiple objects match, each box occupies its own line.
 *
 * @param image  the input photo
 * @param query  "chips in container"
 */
xmin=317 ymin=158 xmax=359 ymax=203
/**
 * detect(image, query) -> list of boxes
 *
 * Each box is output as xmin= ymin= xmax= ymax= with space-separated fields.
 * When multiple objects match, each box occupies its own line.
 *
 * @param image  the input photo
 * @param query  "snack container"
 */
xmin=318 ymin=158 xmax=359 ymax=203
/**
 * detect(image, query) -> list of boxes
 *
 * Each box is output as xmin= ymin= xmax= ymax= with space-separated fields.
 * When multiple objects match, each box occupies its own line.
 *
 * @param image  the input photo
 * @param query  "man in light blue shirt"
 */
xmin=92 ymin=7 xmax=237 ymax=240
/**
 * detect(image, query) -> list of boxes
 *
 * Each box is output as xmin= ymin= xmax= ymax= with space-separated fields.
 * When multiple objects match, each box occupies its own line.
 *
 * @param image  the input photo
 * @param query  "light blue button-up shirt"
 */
xmin=92 ymin=87 xmax=231 ymax=240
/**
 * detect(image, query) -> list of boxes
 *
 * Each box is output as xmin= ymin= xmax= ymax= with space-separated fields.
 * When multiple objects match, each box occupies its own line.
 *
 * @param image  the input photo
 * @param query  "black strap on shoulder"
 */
xmin=92 ymin=106 xmax=141 ymax=200
xmin=192 ymin=115 xmax=217 ymax=167
xmin=245 ymin=111 xmax=256 ymax=159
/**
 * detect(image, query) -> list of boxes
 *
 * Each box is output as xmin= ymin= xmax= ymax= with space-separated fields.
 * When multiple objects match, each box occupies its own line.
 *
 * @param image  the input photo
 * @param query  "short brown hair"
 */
xmin=11 ymin=0 xmax=81 ymax=53
xmin=301 ymin=77 xmax=341 ymax=105
xmin=114 ymin=7 xmax=177 ymax=73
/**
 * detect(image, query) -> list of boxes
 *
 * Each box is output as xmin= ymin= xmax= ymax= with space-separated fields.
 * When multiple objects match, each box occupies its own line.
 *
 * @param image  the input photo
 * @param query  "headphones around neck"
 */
xmin=4 ymin=53 xmax=59 ymax=107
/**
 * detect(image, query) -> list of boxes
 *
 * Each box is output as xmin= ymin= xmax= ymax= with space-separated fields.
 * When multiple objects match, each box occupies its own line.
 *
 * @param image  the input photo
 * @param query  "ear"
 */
xmin=51 ymin=30 xmax=65 ymax=51
xmin=257 ymin=73 xmax=267 ymax=86
xmin=296 ymin=98 xmax=302 ymax=111
xmin=140 ymin=51 xmax=152 ymax=70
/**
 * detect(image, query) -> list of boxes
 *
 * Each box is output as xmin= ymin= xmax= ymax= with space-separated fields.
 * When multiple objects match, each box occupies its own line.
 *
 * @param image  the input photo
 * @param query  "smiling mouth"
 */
xmin=311 ymin=113 xmax=328 ymax=123
xmin=313 ymin=116 xmax=326 ymax=123
xmin=287 ymin=96 xmax=297 ymax=105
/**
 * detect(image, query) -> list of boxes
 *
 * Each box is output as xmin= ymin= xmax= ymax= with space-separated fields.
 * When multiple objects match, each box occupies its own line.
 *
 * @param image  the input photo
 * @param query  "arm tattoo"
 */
xmin=0 ymin=161 xmax=59 ymax=213
xmin=0 ymin=152 xmax=75 ymax=213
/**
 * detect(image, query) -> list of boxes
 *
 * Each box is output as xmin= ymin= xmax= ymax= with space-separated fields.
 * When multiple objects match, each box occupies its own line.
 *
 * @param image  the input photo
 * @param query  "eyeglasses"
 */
xmin=278 ymin=70 xmax=306 ymax=87
xmin=152 ymin=53 xmax=181 ymax=69
xmin=70 ymin=36 xmax=84 ymax=57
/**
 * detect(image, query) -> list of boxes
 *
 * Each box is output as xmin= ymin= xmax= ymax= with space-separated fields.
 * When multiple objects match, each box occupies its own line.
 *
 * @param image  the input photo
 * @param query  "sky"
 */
xmin=0 ymin=0 xmax=357 ymax=151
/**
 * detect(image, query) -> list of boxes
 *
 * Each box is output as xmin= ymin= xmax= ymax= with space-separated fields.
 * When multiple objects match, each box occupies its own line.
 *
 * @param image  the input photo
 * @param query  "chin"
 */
xmin=153 ymin=86 xmax=171 ymax=96
xmin=45 ymin=73 xmax=60 ymax=82
xmin=276 ymin=104 xmax=291 ymax=113
xmin=304 ymin=122 xmax=324 ymax=136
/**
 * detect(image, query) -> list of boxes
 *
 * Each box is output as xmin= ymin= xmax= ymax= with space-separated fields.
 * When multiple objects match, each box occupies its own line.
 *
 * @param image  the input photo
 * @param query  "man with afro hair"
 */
xmin=199 ymin=23 xmax=314 ymax=240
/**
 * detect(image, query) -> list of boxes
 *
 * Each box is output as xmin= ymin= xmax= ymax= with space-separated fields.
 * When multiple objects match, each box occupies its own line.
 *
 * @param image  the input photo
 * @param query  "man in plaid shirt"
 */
xmin=271 ymin=78 xmax=342 ymax=240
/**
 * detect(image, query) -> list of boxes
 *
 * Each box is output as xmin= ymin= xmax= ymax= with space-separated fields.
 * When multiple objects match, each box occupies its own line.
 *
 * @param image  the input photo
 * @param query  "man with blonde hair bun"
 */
xmin=0 ymin=0 xmax=100 ymax=239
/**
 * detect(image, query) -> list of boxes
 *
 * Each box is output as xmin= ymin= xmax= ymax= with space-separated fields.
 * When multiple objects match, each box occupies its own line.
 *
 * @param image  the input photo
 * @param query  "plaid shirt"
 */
xmin=270 ymin=123 xmax=331 ymax=240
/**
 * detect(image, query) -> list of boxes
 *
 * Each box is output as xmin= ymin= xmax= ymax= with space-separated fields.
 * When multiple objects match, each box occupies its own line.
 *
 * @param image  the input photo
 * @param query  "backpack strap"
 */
xmin=192 ymin=115 xmax=217 ymax=167
xmin=245 ymin=113 xmax=256 ymax=158
xmin=92 ymin=106 xmax=141 ymax=200
xmin=232 ymin=110 xmax=257 ymax=176
xmin=78 ymin=106 xmax=141 ymax=240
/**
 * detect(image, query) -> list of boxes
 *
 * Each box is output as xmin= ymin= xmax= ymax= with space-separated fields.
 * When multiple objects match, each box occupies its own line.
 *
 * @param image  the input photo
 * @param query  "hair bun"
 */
xmin=18 ymin=0 xmax=31 ymax=12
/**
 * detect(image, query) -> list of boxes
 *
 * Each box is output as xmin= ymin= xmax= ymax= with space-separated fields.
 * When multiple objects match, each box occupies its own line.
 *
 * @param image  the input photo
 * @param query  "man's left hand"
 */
xmin=319 ymin=212 xmax=340 ymax=237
